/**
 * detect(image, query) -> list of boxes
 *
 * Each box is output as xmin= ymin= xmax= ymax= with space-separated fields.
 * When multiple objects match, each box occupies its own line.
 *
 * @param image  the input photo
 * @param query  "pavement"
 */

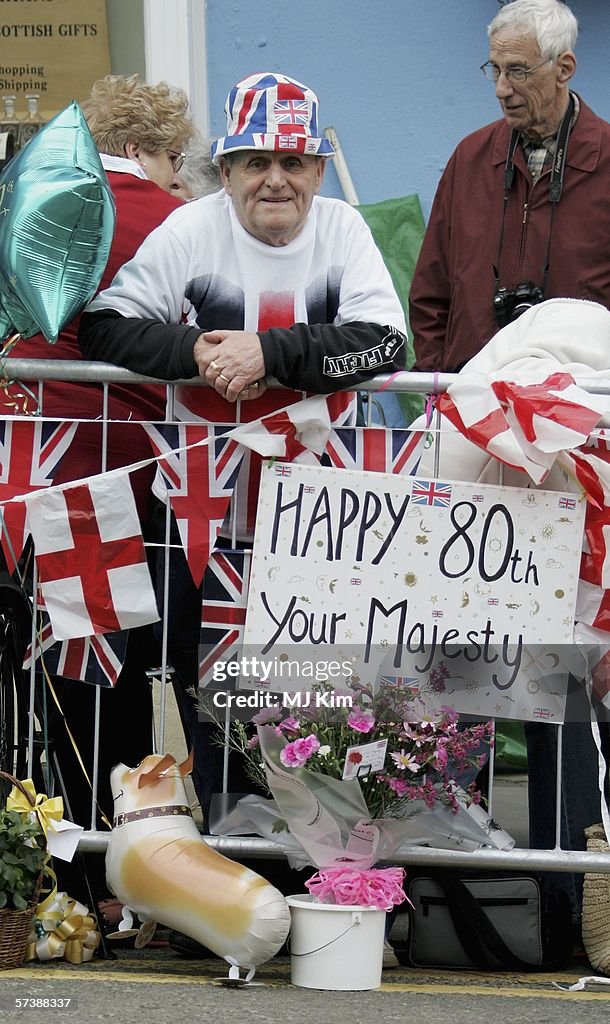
xmin=3 ymin=772 xmax=609 ymax=1023
xmin=2 ymin=942 xmax=608 ymax=1024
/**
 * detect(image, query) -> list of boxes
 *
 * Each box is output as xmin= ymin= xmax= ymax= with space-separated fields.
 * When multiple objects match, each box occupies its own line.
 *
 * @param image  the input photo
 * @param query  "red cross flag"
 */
xmin=24 ymin=472 xmax=159 ymax=640
xmin=228 ymin=395 xmax=335 ymax=458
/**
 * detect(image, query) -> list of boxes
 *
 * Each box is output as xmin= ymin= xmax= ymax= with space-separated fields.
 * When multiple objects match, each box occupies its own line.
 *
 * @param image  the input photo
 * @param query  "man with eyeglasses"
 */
xmin=410 ymin=0 xmax=610 ymax=950
xmin=410 ymin=0 xmax=610 ymax=375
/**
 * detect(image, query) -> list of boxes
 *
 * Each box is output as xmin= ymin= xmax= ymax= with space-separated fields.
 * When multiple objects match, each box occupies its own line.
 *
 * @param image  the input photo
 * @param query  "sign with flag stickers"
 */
xmin=242 ymin=463 xmax=586 ymax=721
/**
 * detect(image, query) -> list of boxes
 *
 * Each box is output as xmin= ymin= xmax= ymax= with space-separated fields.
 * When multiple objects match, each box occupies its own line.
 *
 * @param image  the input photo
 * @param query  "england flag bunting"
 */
xmin=228 ymin=394 xmax=342 ymax=459
xmin=144 ymin=423 xmax=244 ymax=586
xmin=199 ymin=549 xmax=251 ymax=688
xmin=0 ymin=419 xmax=78 ymax=571
xmin=438 ymin=369 xmax=610 ymax=639
xmin=23 ymin=590 xmax=127 ymax=687
xmin=224 ymin=394 xmax=353 ymax=540
xmin=24 ymin=471 xmax=159 ymax=641
xmin=323 ymin=426 xmax=427 ymax=475
xmin=438 ymin=371 xmax=607 ymax=484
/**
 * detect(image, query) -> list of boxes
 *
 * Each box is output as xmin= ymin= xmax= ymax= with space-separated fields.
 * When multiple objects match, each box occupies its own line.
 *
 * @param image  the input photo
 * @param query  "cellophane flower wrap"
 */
xmin=214 ymin=679 xmax=514 ymax=871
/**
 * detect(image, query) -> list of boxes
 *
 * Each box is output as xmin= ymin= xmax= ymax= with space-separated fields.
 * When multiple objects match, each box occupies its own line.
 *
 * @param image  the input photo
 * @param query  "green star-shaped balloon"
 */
xmin=0 ymin=101 xmax=116 ymax=343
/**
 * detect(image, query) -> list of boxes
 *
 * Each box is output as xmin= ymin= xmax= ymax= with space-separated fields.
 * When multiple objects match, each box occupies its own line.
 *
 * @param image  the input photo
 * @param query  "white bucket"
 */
xmin=286 ymin=894 xmax=386 ymax=991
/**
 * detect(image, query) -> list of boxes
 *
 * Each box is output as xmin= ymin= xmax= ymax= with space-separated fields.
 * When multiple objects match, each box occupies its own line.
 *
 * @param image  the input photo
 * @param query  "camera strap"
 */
xmin=494 ymin=92 xmax=575 ymax=291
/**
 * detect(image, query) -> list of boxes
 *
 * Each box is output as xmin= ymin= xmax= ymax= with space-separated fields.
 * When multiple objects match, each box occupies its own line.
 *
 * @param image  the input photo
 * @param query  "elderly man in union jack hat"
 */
xmin=79 ymin=72 xmax=406 ymax=842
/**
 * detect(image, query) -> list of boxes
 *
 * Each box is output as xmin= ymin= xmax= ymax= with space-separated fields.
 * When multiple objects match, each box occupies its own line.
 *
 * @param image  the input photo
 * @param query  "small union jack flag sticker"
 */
xmin=351 ymin=578 xmax=362 ymax=586
xmin=432 ymin=609 xmax=444 ymax=618
xmin=304 ymin=485 xmax=316 ymax=493
xmin=533 ymin=707 xmax=552 ymax=719
xmin=472 ymin=494 xmax=484 ymax=502
xmin=558 ymin=496 xmax=576 ymax=510
xmin=274 ymin=464 xmax=292 ymax=477
xmin=488 ymin=597 xmax=499 ymax=605
xmin=412 ymin=479 xmax=452 ymax=507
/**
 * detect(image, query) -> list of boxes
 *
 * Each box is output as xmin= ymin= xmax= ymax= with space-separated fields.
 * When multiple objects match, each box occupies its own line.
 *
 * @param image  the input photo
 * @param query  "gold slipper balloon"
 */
xmin=106 ymin=754 xmax=291 ymax=971
xmin=0 ymin=101 xmax=115 ymax=344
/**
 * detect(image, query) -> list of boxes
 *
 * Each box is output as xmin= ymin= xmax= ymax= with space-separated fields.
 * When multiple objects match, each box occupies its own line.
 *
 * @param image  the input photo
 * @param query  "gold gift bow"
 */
xmin=7 ymin=779 xmax=63 ymax=908
xmin=6 ymin=779 xmax=64 ymax=835
xmin=25 ymin=892 xmax=101 ymax=964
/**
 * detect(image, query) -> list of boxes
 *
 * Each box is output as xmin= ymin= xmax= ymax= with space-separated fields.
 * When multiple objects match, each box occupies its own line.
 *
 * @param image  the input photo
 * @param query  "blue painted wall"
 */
xmin=205 ymin=0 xmax=610 ymax=218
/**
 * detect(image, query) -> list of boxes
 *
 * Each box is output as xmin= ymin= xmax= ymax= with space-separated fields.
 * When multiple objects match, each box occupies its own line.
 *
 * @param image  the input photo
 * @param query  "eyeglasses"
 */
xmin=480 ymin=57 xmax=553 ymax=84
xmin=168 ymin=150 xmax=186 ymax=172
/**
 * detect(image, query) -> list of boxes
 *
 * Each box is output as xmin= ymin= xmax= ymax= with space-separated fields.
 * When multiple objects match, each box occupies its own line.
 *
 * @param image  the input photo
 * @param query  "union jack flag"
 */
xmin=278 ymin=135 xmax=299 ymax=149
xmin=379 ymin=675 xmax=419 ymax=690
xmin=323 ymin=428 xmax=426 ymax=476
xmin=411 ymin=479 xmax=453 ymax=507
xmin=199 ymin=549 xmax=251 ymax=689
xmin=558 ymin=497 xmax=576 ymax=510
xmin=0 ymin=419 xmax=77 ymax=571
xmin=533 ymin=707 xmax=552 ymax=719
xmin=23 ymin=595 xmax=127 ymax=687
xmin=488 ymin=598 xmax=499 ymax=605
xmin=274 ymin=99 xmax=309 ymax=125
xmin=145 ymin=423 xmax=243 ymax=586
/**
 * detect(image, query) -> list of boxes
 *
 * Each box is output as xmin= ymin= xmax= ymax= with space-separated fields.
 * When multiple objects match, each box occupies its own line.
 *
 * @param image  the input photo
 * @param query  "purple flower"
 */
xmin=347 ymin=708 xmax=375 ymax=733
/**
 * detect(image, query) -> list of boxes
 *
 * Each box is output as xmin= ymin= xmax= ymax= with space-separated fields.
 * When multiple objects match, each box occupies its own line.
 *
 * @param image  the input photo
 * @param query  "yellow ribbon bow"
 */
xmin=25 ymin=893 xmax=101 ymax=965
xmin=6 ymin=779 xmax=64 ymax=836
xmin=7 ymin=779 xmax=64 ymax=909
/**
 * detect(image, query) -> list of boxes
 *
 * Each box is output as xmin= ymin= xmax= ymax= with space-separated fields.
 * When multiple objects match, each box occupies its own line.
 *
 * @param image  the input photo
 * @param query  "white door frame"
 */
xmin=142 ymin=0 xmax=208 ymax=137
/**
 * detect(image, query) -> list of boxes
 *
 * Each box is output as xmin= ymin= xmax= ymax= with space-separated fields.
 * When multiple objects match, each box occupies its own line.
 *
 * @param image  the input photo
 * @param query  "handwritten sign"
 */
xmin=241 ymin=463 xmax=586 ymax=722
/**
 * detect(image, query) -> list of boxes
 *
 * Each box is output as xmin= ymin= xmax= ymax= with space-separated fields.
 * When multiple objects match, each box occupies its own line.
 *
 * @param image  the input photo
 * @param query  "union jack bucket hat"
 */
xmin=210 ymin=71 xmax=335 ymax=164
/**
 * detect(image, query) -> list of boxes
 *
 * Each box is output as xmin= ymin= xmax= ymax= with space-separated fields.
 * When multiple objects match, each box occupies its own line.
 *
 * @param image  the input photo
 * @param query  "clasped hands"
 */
xmin=195 ymin=329 xmax=268 ymax=402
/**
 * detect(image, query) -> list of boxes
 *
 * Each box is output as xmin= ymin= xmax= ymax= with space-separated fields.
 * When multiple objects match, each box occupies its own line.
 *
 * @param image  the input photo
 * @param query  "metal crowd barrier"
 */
xmin=2 ymin=358 xmax=609 ymax=877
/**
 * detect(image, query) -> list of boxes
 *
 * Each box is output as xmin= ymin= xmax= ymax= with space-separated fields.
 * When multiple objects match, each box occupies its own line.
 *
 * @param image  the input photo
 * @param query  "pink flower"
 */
xmin=347 ymin=707 xmax=375 ymax=733
xmin=246 ymin=735 xmax=260 ymax=750
xmin=275 ymin=716 xmax=300 ymax=735
xmin=251 ymin=706 xmax=281 ymax=725
xmin=384 ymin=776 xmax=410 ymax=797
xmin=433 ymin=746 xmax=448 ymax=771
xmin=280 ymin=734 xmax=320 ymax=767
xmin=390 ymin=749 xmax=420 ymax=773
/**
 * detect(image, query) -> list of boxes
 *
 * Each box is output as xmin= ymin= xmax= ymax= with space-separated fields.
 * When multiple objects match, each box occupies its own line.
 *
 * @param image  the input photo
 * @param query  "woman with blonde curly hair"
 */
xmin=82 ymin=73 xmax=194 ymax=192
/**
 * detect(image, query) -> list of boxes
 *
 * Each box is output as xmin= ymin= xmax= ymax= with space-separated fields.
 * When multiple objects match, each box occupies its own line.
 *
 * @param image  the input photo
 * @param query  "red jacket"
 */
xmin=7 ymin=171 xmax=184 ymax=517
xmin=410 ymin=96 xmax=610 ymax=373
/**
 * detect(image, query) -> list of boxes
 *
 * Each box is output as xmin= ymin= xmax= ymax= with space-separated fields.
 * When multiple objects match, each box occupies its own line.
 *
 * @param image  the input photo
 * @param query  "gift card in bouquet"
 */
xmin=342 ymin=738 xmax=388 ymax=780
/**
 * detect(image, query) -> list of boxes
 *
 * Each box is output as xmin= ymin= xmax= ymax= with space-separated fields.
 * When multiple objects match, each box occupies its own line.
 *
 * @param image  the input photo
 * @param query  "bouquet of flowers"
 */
xmin=213 ymin=679 xmax=509 ymax=870
xmin=226 ymin=679 xmax=492 ymax=819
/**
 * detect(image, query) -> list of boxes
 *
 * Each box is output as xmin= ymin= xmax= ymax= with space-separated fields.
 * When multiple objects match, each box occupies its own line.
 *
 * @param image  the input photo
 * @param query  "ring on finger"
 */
xmin=217 ymin=372 xmax=230 ymax=385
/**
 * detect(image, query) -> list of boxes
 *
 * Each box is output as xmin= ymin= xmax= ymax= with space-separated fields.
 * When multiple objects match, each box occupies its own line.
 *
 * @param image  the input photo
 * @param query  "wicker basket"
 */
xmin=0 ymin=770 xmax=41 ymax=970
xmin=582 ymin=823 xmax=610 ymax=977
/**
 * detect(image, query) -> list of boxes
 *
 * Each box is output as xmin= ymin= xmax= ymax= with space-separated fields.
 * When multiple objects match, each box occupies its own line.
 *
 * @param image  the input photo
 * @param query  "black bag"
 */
xmin=406 ymin=870 xmax=572 ymax=971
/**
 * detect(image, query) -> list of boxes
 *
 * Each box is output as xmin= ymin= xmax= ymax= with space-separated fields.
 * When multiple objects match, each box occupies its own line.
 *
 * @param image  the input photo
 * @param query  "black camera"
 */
xmin=493 ymin=281 xmax=544 ymax=329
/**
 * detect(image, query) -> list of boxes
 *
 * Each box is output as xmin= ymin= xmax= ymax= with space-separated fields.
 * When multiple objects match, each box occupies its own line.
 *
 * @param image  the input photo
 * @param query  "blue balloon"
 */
xmin=0 ymin=101 xmax=115 ymax=343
